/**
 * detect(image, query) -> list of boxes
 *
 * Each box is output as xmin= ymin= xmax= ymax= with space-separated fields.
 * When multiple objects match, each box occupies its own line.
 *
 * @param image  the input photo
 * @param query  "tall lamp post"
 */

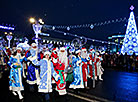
xmin=5 ymin=32 xmax=13 ymax=48
xmin=29 ymin=18 xmax=43 ymax=46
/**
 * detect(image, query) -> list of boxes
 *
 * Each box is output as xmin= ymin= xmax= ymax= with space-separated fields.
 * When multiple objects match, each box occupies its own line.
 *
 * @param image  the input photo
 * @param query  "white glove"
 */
xmin=27 ymin=62 xmax=30 ymax=66
xmin=53 ymin=58 xmax=57 ymax=63
xmin=23 ymin=75 xmax=26 ymax=78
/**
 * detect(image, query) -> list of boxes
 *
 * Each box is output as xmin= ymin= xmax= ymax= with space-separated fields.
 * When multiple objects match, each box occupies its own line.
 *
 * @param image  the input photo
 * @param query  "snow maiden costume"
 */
xmin=32 ymin=51 xmax=60 ymax=93
xmin=69 ymin=49 xmax=84 ymax=89
xmin=32 ymin=51 xmax=60 ymax=101
xmin=8 ymin=47 xmax=27 ymax=100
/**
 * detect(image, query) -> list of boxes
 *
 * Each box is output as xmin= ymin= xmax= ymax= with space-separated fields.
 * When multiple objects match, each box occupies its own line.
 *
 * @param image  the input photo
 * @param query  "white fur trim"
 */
xmin=60 ymin=47 xmax=65 ymax=51
xmin=69 ymin=84 xmax=74 ymax=88
xmin=69 ymin=84 xmax=84 ymax=89
xmin=16 ymin=47 xmax=22 ymax=51
xmin=76 ymin=50 xmax=81 ymax=54
xmin=95 ymin=52 xmax=99 ymax=55
xmin=89 ymin=49 xmax=95 ymax=53
xmin=31 ymin=43 xmax=37 ymax=47
xmin=37 ymin=78 xmax=41 ymax=85
xmin=9 ymin=86 xmax=24 ymax=91
xmin=44 ymin=51 xmax=51 ymax=56
xmin=58 ymin=89 xmax=67 ymax=95
xmin=26 ymin=80 xmax=37 ymax=85
xmin=74 ymin=85 xmax=84 ymax=89
xmin=53 ymin=58 xmax=57 ymax=63
xmin=53 ymin=47 xmax=58 ymax=52
xmin=38 ymin=89 xmax=52 ymax=93
xmin=82 ymin=48 xmax=86 ymax=51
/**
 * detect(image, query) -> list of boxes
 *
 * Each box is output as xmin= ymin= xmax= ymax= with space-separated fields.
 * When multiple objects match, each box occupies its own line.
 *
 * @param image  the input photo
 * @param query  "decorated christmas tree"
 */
xmin=121 ymin=5 xmax=138 ymax=55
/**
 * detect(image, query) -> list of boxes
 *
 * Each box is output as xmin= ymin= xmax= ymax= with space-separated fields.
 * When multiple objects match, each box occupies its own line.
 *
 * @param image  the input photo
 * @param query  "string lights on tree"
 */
xmin=121 ymin=5 xmax=138 ymax=55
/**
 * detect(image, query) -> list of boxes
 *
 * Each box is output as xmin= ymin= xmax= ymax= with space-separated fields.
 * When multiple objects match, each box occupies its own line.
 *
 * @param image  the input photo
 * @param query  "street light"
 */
xmin=29 ymin=17 xmax=43 ymax=46
xmin=39 ymin=19 xmax=44 ymax=24
xmin=5 ymin=32 xmax=13 ymax=48
xmin=29 ymin=17 xmax=35 ymax=23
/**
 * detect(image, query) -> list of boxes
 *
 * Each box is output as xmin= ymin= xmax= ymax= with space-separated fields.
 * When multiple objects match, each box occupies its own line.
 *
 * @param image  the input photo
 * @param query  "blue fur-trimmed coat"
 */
xmin=69 ymin=56 xmax=84 ymax=89
xmin=25 ymin=49 xmax=41 ymax=85
xmin=8 ymin=55 xmax=27 ymax=91
xmin=32 ymin=58 xmax=60 ymax=93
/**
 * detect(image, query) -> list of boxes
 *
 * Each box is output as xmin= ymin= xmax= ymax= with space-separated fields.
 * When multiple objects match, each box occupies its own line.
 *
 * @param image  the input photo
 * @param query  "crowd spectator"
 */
xmin=102 ymin=52 xmax=138 ymax=72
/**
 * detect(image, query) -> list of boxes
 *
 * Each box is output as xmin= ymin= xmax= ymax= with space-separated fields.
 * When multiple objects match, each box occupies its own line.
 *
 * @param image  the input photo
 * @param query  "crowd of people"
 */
xmin=0 ymin=41 xmax=104 ymax=102
xmin=102 ymin=53 xmax=138 ymax=72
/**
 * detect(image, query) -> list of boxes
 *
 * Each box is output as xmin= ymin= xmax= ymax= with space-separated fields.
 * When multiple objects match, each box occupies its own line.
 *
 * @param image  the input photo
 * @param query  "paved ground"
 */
xmin=0 ymin=68 xmax=138 ymax=102
xmin=68 ymin=69 xmax=138 ymax=102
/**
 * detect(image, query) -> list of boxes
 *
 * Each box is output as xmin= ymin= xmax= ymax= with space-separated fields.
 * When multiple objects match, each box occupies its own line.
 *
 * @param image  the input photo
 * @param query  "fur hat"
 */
xmin=16 ymin=47 xmax=22 ymax=51
xmin=53 ymin=47 xmax=58 ymax=52
xmin=44 ymin=51 xmax=51 ymax=56
xmin=89 ymin=49 xmax=95 ymax=53
xmin=31 ymin=43 xmax=37 ymax=47
xmin=76 ymin=49 xmax=81 ymax=54
xmin=81 ymin=47 xmax=87 ymax=51
xmin=60 ymin=47 xmax=65 ymax=51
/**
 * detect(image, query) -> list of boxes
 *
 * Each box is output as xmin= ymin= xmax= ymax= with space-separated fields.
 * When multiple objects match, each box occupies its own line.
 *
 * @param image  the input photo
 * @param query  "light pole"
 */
xmin=29 ymin=18 xmax=43 ymax=46
xmin=5 ymin=32 xmax=13 ymax=48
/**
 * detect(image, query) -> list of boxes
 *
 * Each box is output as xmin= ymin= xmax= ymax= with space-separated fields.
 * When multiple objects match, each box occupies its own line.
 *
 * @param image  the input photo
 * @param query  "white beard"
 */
xmin=69 ymin=54 xmax=73 ymax=64
xmin=30 ymin=48 xmax=37 ymax=56
xmin=32 ymin=48 xmax=37 ymax=51
xmin=81 ymin=51 xmax=88 ymax=59
xmin=58 ymin=51 xmax=68 ymax=68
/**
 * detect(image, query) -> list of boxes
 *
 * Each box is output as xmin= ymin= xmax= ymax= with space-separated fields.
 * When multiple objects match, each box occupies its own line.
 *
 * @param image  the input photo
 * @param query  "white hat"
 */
xmin=95 ymin=52 xmax=99 ymax=55
xmin=16 ymin=47 xmax=22 ymax=51
xmin=53 ymin=47 xmax=58 ymax=52
xmin=60 ymin=47 xmax=65 ymax=51
xmin=44 ymin=51 xmax=51 ymax=56
xmin=31 ymin=43 xmax=37 ymax=47
xmin=81 ymin=47 xmax=87 ymax=51
xmin=89 ymin=49 xmax=95 ymax=53
xmin=76 ymin=49 xmax=81 ymax=54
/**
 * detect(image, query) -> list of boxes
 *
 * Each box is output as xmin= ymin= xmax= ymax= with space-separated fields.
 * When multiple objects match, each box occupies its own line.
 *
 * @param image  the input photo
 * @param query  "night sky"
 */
xmin=0 ymin=0 xmax=138 ymax=40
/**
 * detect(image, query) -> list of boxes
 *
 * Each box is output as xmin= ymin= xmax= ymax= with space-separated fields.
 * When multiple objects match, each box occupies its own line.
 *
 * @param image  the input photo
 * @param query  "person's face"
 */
xmin=45 ymin=54 xmax=49 ymax=59
xmin=78 ymin=52 xmax=81 ymax=56
xmin=17 ymin=49 xmax=21 ymax=53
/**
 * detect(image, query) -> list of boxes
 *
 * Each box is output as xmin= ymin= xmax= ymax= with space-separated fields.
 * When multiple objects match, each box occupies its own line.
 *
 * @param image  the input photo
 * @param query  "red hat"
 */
xmin=81 ymin=47 xmax=87 ymax=51
xmin=53 ymin=47 xmax=58 ymax=52
xmin=89 ymin=49 xmax=95 ymax=53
